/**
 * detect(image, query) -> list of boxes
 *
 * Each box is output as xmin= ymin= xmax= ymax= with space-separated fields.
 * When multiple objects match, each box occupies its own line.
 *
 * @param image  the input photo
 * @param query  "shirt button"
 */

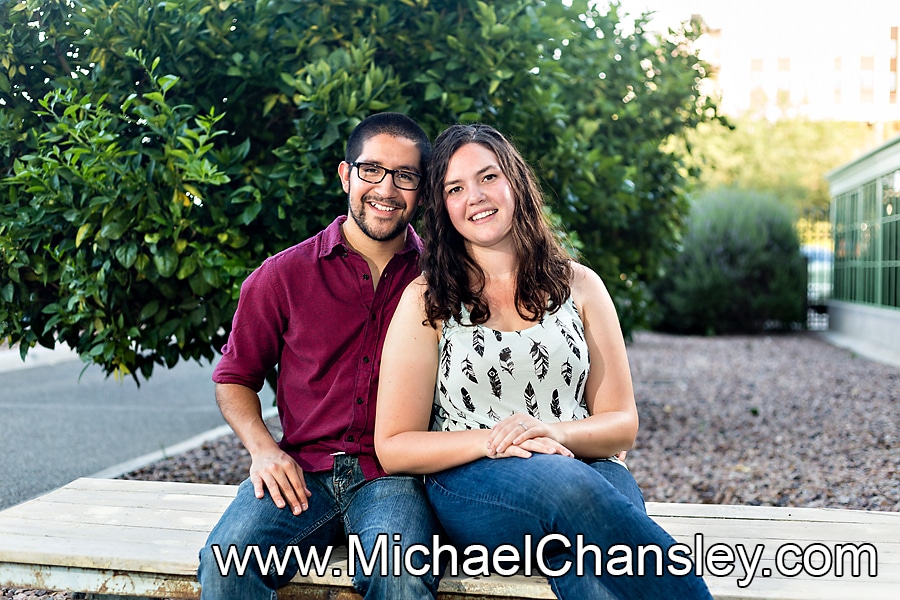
xmin=363 ymin=274 xmax=370 ymax=280
xmin=362 ymin=356 xmax=370 ymax=364
xmin=370 ymin=313 xmax=376 ymax=321
xmin=347 ymin=435 xmax=355 ymax=442
xmin=356 ymin=397 xmax=364 ymax=405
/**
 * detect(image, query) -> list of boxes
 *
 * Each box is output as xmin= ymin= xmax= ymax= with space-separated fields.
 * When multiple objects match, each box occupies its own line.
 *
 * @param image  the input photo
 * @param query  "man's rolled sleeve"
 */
xmin=213 ymin=260 xmax=286 ymax=392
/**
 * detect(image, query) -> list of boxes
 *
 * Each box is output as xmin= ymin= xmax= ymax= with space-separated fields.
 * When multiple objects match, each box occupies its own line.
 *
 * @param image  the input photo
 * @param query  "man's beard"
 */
xmin=349 ymin=194 xmax=410 ymax=242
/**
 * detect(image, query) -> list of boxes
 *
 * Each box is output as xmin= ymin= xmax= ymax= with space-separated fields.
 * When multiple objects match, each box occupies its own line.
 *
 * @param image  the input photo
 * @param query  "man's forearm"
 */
xmin=215 ymin=383 xmax=280 ymax=456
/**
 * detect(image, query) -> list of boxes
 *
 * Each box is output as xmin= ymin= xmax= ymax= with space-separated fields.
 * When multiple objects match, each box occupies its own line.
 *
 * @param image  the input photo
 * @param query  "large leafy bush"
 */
xmin=0 ymin=0 xmax=717 ymax=381
xmin=652 ymin=189 xmax=807 ymax=335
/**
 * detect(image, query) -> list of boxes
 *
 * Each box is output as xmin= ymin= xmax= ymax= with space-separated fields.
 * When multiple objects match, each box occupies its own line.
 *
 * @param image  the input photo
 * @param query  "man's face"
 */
xmin=339 ymin=133 xmax=423 ymax=243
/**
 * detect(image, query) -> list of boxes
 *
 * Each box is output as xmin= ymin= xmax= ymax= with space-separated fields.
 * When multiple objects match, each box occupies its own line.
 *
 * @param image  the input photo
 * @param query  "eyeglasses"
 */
xmin=351 ymin=162 xmax=422 ymax=191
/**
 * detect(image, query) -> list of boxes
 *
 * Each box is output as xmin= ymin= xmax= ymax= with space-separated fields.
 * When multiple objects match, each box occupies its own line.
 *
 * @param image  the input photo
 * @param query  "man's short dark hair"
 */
xmin=345 ymin=113 xmax=431 ymax=169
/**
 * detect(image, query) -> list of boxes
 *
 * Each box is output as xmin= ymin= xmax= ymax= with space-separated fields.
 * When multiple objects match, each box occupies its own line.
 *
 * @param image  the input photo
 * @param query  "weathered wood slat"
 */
xmin=60 ymin=477 xmax=238 ymax=496
xmin=0 ymin=478 xmax=897 ymax=600
xmin=648 ymin=502 xmax=900 ymax=524
xmin=3 ymin=503 xmax=220 ymax=531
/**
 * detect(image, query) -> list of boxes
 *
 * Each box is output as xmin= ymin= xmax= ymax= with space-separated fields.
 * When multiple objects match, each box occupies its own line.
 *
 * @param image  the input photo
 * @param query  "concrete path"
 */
xmin=0 ymin=346 xmax=232 ymax=510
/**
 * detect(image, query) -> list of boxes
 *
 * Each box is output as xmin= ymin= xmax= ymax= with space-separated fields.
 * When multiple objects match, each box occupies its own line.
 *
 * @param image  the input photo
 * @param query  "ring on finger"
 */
xmin=518 ymin=421 xmax=528 ymax=431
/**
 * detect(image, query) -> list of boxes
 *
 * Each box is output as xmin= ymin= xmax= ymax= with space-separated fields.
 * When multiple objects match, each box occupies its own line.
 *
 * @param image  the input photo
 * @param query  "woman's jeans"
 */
xmin=426 ymin=455 xmax=713 ymax=600
xmin=197 ymin=454 xmax=441 ymax=600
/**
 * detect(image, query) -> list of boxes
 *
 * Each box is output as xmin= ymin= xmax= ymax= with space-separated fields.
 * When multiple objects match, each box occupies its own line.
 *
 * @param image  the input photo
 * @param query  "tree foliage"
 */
xmin=0 ymin=0 xmax=717 ymax=381
xmin=685 ymin=116 xmax=877 ymax=214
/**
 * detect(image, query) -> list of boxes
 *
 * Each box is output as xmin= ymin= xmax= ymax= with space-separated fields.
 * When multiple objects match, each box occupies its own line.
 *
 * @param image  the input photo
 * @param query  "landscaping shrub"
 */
xmin=0 ymin=0 xmax=717 ymax=380
xmin=651 ymin=189 xmax=807 ymax=334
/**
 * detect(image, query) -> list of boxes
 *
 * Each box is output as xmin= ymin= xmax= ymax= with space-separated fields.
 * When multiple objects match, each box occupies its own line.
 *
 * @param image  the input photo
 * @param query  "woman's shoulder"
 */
xmin=397 ymin=274 xmax=444 ymax=334
xmin=399 ymin=273 xmax=430 ymax=306
xmin=568 ymin=261 xmax=603 ymax=291
xmin=567 ymin=261 xmax=613 ymax=313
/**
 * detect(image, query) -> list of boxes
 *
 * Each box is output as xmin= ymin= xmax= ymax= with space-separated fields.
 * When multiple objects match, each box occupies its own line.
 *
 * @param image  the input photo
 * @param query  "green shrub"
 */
xmin=652 ymin=189 xmax=806 ymax=335
xmin=0 ymin=0 xmax=717 ymax=381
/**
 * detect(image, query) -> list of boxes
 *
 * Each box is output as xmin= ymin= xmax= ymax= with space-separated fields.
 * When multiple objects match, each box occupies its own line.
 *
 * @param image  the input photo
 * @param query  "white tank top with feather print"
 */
xmin=432 ymin=297 xmax=591 ymax=432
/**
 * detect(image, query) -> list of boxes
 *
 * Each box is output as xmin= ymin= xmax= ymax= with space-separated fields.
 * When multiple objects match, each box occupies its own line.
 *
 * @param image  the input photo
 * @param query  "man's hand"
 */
xmin=249 ymin=449 xmax=312 ymax=515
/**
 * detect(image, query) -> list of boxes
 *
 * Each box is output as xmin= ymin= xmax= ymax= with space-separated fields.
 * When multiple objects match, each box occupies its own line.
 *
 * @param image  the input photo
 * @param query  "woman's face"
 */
xmin=442 ymin=142 xmax=515 ymax=250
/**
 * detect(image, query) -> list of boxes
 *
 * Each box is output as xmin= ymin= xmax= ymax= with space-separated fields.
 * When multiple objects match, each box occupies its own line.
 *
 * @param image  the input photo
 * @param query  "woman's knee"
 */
xmin=586 ymin=458 xmax=646 ymax=511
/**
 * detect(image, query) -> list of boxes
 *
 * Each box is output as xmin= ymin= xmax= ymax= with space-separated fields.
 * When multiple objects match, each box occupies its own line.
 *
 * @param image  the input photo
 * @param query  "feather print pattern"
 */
xmin=462 ymin=355 xmax=478 ymax=384
xmin=530 ymin=339 xmax=549 ymax=381
xmin=473 ymin=328 xmax=485 ymax=357
xmin=461 ymin=387 xmax=476 ymax=412
xmin=524 ymin=382 xmax=540 ymax=419
xmin=561 ymin=359 xmax=573 ymax=386
xmin=572 ymin=315 xmax=585 ymax=341
xmin=556 ymin=317 xmax=581 ymax=360
xmin=441 ymin=340 xmax=453 ymax=378
xmin=550 ymin=389 xmax=562 ymax=419
xmin=488 ymin=366 xmax=502 ymax=400
xmin=574 ymin=370 xmax=586 ymax=404
xmin=431 ymin=298 xmax=589 ymax=433
xmin=499 ymin=347 xmax=514 ymax=377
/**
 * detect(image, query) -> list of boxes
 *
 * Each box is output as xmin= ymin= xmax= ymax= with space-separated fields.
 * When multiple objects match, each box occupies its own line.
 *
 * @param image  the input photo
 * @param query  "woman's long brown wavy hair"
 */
xmin=421 ymin=124 xmax=573 ymax=328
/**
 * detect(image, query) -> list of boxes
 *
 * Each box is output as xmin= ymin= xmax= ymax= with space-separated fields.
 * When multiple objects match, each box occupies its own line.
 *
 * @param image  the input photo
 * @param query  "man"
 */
xmin=198 ymin=113 xmax=441 ymax=599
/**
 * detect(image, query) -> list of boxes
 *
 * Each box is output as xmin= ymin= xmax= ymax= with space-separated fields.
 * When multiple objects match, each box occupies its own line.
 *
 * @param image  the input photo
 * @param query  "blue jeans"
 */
xmin=425 ymin=455 xmax=712 ymax=600
xmin=198 ymin=454 xmax=441 ymax=599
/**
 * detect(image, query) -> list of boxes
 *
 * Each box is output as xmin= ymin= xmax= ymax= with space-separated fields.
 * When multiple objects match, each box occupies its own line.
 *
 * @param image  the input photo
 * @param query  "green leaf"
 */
xmin=320 ymin=121 xmax=340 ymax=149
xmin=99 ymin=220 xmax=128 ymax=241
xmin=75 ymin=223 xmax=92 ymax=248
xmin=153 ymin=247 xmax=179 ymax=278
xmin=139 ymin=301 xmax=160 ymax=321
xmin=237 ymin=203 xmax=262 ymax=226
xmin=176 ymin=254 xmax=198 ymax=279
xmin=114 ymin=243 xmax=139 ymax=268
xmin=425 ymin=82 xmax=443 ymax=101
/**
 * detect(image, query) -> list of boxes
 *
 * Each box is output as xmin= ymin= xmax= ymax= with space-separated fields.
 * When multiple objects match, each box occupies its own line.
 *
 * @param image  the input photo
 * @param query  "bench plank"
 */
xmin=0 ymin=478 xmax=897 ymax=600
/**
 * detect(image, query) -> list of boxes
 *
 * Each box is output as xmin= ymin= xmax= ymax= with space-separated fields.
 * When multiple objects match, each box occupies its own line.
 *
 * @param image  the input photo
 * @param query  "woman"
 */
xmin=375 ymin=124 xmax=711 ymax=599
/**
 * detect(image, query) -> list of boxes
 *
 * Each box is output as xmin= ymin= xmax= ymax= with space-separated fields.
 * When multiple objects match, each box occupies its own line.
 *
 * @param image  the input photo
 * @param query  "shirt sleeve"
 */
xmin=212 ymin=259 xmax=286 ymax=392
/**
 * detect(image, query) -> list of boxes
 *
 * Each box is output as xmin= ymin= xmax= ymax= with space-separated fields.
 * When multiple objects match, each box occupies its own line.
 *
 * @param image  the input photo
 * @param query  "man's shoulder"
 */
xmin=264 ymin=219 xmax=344 ymax=270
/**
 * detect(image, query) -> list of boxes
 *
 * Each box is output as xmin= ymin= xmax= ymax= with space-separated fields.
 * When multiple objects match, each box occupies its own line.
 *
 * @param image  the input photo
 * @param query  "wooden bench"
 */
xmin=0 ymin=478 xmax=897 ymax=599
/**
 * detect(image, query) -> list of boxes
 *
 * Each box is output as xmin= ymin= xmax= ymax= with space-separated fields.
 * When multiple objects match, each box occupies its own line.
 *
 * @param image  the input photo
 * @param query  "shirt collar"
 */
xmin=319 ymin=215 xmax=422 ymax=259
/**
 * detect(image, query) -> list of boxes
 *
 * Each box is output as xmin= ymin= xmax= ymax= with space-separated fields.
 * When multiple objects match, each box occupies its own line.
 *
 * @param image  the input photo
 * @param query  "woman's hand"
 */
xmin=487 ymin=413 xmax=572 ymax=458
xmin=486 ymin=435 xmax=575 ymax=459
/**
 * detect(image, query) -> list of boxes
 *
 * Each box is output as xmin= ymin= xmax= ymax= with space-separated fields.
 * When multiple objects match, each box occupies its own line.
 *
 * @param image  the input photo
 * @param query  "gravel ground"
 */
xmin=3 ymin=330 xmax=898 ymax=598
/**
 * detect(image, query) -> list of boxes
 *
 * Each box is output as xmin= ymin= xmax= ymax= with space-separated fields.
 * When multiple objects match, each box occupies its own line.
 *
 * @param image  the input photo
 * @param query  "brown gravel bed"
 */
xmin=624 ymin=331 xmax=897 ymax=512
xmin=4 ymin=330 xmax=897 ymax=599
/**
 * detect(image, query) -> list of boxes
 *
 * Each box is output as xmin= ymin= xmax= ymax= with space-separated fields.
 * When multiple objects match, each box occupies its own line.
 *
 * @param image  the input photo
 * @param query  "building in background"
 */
xmin=619 ymin=1 xmax=900 ymax=341
xmin=697 ymin=5 xmax=900 ymax=144
xmin=826 ymin=137 xmax=900 ymax=351
xmin=622 ymin=0 xmax=900 ymax=144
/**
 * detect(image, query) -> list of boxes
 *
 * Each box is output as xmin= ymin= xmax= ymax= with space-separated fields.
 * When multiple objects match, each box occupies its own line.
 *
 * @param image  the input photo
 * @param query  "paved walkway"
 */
xmin=0 ymin=342 xmax=80 ymax=374
xmin=0 ymin=345 xmax=232 ymax=509
xmin=817 ymin=330 xmax=900 ymax=370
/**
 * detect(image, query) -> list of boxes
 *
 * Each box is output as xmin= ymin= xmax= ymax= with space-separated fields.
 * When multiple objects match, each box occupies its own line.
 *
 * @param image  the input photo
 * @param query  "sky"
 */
xmin=611 ymin=0 xmax=900 ymax=34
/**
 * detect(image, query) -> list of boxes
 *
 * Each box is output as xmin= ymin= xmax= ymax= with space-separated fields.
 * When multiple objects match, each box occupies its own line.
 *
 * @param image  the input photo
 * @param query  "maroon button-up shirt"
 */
xmin=212 ymin=216 xmax=423 ymax=480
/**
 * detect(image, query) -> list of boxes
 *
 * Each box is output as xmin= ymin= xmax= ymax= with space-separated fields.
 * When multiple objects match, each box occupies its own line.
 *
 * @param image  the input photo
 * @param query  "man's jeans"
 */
xmin=425 ymin=455 xmax=713 ymax=600
xmin=198 ymin=455 xmax=441 ymax=599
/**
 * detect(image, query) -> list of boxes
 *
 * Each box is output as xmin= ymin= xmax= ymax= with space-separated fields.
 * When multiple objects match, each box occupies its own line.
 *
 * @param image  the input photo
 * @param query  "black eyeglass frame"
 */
xmin=350 ymin=161 xmax=422 ymax=191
